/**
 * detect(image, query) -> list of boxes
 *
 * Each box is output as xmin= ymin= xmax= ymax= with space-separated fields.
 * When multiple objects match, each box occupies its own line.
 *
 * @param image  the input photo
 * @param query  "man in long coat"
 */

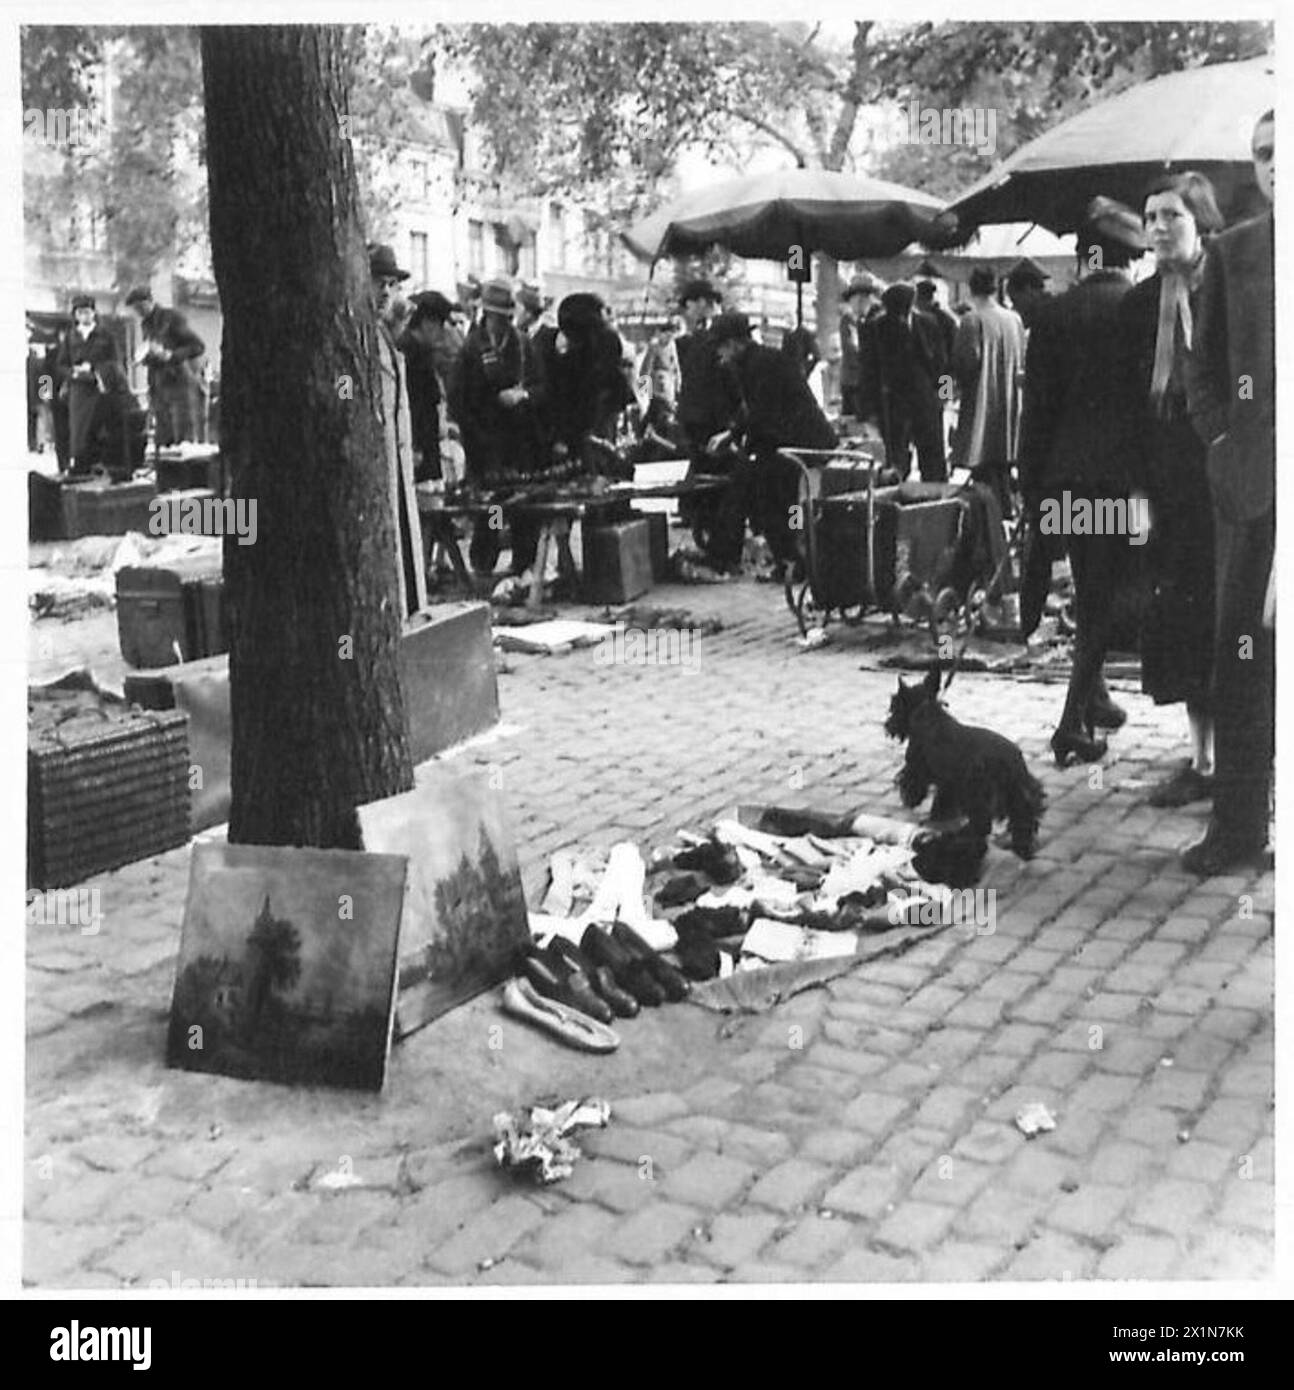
xmin=1182 ymin=110 xmax=1275 ymax=874
xmin=370 ymin=244 xmax=427 ymax=618
xmin=951 ymin=266 xmax=1027 ymax=513
xmin=125 ymin=286 xmax=206 ymax=446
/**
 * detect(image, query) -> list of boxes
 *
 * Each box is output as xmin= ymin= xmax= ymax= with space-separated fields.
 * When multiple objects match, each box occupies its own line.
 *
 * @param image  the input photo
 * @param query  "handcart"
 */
xmin=779 ymin=447 xmax=1015 ymax=641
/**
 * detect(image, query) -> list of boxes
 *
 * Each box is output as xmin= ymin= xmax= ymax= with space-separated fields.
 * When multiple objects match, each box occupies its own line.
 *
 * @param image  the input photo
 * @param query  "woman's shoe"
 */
xmin=1147 ymin=763 xmax=1213 ymax=808
xmin=1050 ymin=727 xmax=1108 ymax=768
xmin=500 ymin=978 xmax=620 ymax=1054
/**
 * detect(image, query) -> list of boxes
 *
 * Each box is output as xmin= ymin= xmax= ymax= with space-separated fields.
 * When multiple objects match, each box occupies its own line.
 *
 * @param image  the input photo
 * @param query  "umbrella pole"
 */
xmin=796 ymin=279 xmax=804 ymax=329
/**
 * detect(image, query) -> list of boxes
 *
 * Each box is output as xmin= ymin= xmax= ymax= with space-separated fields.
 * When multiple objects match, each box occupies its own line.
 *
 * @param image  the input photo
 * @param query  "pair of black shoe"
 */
xmin=523 ymin=939 xmax=638 ymax=1022
xmin=581 ymin=923 xmax=691 ymax=1007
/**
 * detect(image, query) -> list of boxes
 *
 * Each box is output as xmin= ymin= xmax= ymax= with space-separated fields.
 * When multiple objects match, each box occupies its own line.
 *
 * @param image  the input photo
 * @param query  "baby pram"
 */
xmin=780 ymin=447 xmax=1017 ymax=640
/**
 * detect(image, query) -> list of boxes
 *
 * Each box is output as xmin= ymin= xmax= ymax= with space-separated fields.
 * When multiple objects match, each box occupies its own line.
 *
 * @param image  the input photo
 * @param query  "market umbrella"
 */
xmin=944 ymin=55 xmax=1275 ymax=235
xmin=622 ymin=168 xmax=951 ymax=323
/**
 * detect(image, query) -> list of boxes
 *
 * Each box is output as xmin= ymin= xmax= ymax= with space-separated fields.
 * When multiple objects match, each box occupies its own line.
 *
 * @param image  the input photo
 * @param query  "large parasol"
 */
xmin=944 ymin=54 xmax=1275 ymax=235
xmin=622 ymin=168 xmax=951 ymax=324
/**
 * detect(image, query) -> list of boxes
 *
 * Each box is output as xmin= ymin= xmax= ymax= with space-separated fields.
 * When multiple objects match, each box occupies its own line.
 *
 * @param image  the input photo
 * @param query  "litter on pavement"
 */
xmin=492 ymin=1097 xmax=612 ymax=1184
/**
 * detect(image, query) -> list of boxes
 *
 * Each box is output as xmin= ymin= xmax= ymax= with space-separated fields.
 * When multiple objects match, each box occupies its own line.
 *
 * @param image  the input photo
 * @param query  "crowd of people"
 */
xmin=366 ymin=107 xmax=1273 ymax=878
xmin=1017 ymin=111 xmax=1275 ymax=877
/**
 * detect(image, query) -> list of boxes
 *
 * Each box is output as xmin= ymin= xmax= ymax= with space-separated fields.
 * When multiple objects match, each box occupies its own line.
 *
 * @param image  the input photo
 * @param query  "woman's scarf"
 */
xmin=1150 ymin=248 xmax=1206 ymax=410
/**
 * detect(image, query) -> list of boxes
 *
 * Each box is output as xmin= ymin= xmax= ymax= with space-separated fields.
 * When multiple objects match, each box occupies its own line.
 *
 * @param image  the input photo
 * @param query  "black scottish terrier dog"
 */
xmin=885 ymin=666 xmax=1045 ymax=860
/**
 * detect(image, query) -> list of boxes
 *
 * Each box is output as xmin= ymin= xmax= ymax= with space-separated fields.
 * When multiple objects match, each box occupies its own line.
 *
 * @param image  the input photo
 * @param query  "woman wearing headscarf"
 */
xmin=1119 ymin=171 xmax=1225 ymax=806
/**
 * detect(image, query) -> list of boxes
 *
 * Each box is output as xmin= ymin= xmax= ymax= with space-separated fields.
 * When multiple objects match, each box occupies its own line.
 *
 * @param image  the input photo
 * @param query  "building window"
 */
xmin=410 ymin=231 xmax=429 ymax=287
xmin=468 ymin=219 xmax=485 ymax=275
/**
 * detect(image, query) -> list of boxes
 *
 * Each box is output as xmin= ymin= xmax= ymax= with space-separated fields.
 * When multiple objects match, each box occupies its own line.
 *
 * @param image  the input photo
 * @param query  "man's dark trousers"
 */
xmin=1211 ymin=506 xmax=1274 ymax=847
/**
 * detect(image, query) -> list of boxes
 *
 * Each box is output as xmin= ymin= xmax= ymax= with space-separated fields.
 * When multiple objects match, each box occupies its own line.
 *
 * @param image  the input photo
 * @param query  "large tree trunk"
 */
xmin=201 ymin=26 xmax=413 ymax=849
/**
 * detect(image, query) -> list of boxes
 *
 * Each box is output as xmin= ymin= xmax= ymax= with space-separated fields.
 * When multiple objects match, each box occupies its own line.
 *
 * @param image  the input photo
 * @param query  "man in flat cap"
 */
xmin=125 ymin=285 xmax=205 ymax=447
xmin=674 ymin=278 xmax=738 ymax=466
xmin=1017 ymin=196 xmax=1147 ymax=765
xmin=707 ymin=310 xmax=837 ymax=575
xmin=1181 ymin=109 xmax=1275 ymax=874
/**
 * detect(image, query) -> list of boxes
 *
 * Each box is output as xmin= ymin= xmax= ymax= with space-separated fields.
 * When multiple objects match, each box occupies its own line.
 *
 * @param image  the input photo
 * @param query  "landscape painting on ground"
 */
xmin=359 ymin=767 xmax=530 ymax=1037
xmin=167 ymin=842 xmax=408 ymax=1090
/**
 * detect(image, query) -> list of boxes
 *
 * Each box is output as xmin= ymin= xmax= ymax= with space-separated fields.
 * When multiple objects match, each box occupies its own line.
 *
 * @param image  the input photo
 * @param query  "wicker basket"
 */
xmin=28 ymin=694 xmax=191 ymax=889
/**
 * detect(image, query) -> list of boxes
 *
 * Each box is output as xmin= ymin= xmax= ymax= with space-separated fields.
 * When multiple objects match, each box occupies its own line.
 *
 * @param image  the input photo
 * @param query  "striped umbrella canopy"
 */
xmin=622 ymin=167 xmax=950 ymax=265
xmin=945 ymin=55 xmax=1275 ymax=235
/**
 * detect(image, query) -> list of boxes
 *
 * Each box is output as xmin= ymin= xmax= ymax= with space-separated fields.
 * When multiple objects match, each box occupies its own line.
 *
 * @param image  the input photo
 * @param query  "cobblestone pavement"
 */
xmin=25 ymin=563 xmax=1274 ymax=1288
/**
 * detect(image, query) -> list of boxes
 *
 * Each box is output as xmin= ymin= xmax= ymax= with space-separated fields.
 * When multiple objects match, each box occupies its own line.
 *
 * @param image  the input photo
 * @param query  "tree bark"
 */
xmin=201 ymin=25 xmax=413 ymax=849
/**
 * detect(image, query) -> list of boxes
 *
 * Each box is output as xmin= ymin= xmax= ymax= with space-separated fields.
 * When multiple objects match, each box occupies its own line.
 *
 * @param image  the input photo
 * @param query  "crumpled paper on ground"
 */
xmin=492 ymin=1097 xmax=612 ymax=1184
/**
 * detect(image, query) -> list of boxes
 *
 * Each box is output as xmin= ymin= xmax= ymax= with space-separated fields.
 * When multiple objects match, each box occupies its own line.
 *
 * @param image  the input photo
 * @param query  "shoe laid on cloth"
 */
xmin=1147 ymin=763 xmax=1214 ymax=809
xmin=1050 ymin=727 xmax=1107 ymax=768
xmin=1180 ymin=830 xmax=1272 ymax=878
xmin=500 ymin=978 xmax=620 ymax=1054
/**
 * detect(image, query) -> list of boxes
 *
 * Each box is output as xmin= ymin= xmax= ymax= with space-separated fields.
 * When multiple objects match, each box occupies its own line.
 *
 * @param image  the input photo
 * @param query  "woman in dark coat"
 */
xmin=54 ymin=295 xmax=121 ymax=473
xmin=1120 ymin=171 xmax=1224 ymax=805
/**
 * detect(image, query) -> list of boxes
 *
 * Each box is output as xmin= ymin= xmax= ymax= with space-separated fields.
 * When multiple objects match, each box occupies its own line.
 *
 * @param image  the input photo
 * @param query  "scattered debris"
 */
xmin=492 ymin=1098 xmax=612 ymax=1184
xmin=1015 ymin=1102 xmax=1057 ymax=1138
xmin=798 ymin=627 xmax=830 ymax=651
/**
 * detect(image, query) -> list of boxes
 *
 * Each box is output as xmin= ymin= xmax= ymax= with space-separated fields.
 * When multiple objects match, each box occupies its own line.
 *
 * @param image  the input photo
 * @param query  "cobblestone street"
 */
xmin=25 ymin=571 xmax=1275 ymax=1288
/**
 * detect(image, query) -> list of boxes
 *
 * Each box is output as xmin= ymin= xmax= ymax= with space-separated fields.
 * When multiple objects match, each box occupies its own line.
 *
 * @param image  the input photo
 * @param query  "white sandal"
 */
xmin=500 ymin=977 xmax=621 ymax=1054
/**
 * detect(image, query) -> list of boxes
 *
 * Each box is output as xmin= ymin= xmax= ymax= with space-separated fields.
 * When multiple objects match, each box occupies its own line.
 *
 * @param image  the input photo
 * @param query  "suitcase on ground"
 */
xmin=582 ymin=518 xmax=653 ymax=604
xmin=116 ymin=564 xmax=226 ymax=667
xmin=61 ymin=478 xmax=157 ymax=538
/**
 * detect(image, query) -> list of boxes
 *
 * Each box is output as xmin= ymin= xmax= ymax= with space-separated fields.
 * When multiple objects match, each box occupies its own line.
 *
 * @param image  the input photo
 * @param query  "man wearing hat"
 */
xmin=707 ymin=309 xmax=837 ymax=575
xmin=514 ymin=281 xmax=553 ymax=339
xmin=838 ymin=273 xmax=883 ymax=418
xmin=452 ymin=277 xmax=547 ymax=575
xmin=124 ymin=285 xmax=205 ymax=447
xmin=859 ymin=282 xmax=949 ymax=482
xmin=1017 ymin=195 xmax=1147 ymax=767
xmin=368 ymin=243 xmax=426 ymax=617
xmin=1005 ymin=257 xmax=1053 ymax=330
xmin=53 ymin=294 xmax=123 ymax=473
